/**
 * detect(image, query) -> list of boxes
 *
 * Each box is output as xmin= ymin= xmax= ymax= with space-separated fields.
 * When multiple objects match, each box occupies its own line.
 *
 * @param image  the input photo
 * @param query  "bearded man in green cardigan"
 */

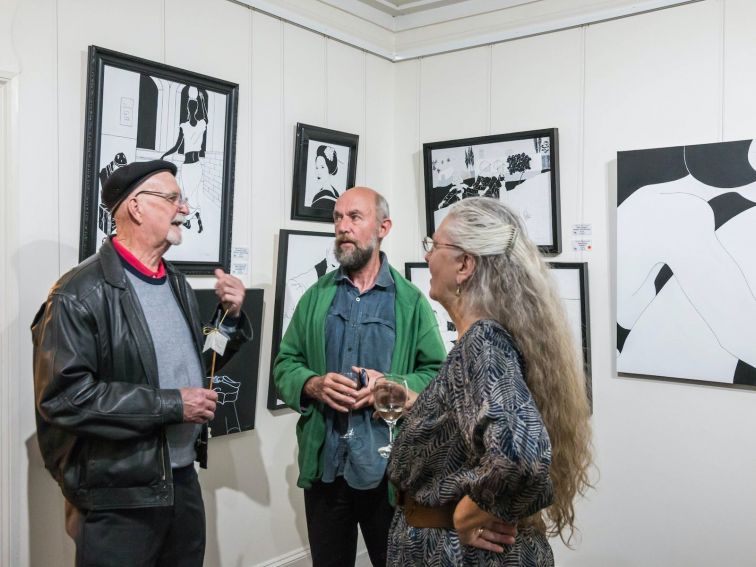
xmin=274 ymin=187 xmax=446 ymax=567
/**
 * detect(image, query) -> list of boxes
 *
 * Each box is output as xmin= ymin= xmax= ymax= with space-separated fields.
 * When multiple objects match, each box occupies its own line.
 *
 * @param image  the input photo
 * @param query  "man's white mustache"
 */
xmin=172 ymin=214 xmax=187 ymax=225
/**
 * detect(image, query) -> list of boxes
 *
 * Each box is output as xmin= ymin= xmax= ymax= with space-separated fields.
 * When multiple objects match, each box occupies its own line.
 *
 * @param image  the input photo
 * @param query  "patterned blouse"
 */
xmin=387 ymin=319 xmax=554 ymax=566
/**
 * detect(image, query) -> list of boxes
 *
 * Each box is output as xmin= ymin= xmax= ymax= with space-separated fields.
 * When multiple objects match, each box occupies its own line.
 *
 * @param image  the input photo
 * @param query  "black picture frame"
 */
xmin=548 ymin=262 xmax=592 ymax=408
xmin=268 ymin=229 xmax=339 ymax=410
xmin=423 ymin=128 xmax=561 ymax=254
xmin=195 ymin=288 xmax=264 ymax=436
xmin=80 ymin=45 xmax=239 ymax=275
xmin=291 ymin=123 xmax=358 ymax=222
xmin=404 ymin=262 xmax=458 ymax=354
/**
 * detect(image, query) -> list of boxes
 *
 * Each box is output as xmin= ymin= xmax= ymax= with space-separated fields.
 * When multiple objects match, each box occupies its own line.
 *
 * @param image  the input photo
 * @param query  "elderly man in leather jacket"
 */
xmin=32 ymin=160 xmax=250 ymax=567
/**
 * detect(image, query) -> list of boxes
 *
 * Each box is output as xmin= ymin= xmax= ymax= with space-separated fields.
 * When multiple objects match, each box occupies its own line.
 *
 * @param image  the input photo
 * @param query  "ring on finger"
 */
xmin=476 ymin=527 xmax=484 ymax=538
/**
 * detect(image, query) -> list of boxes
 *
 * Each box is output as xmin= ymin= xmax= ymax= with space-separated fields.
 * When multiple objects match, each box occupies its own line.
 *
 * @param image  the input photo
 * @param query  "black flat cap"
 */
xmin=101 ymin=159 xmax=178 ymax=213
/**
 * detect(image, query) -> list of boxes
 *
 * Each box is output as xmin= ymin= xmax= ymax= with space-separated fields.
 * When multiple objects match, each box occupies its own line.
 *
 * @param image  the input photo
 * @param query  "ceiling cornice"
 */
xmin=232 ymin=0 xmax=701 ymax=62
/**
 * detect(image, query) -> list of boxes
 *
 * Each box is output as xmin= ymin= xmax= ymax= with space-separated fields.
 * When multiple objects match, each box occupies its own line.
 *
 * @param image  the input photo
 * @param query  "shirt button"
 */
xmin=355 ymin=297 xmax=361 ymax=302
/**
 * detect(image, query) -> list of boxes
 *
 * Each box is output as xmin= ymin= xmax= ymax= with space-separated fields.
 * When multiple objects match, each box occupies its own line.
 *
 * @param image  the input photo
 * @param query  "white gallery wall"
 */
xmin=2 ymin=0 xmax=756 ymax=566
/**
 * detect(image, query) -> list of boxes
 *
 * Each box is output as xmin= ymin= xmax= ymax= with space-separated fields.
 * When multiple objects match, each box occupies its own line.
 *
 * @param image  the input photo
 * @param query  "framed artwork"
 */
xmin=268 ymin=229 xmax=339 ymax=410
xmin=195 ymin=288 xmax=264 ymax=436
xmin=617 ymin=139 xmax=756 ymax=390
xmin=423 ymin=129 xmax=561 ymax=254
xmin=404 ymin=263 xmax=457 ymax=354
xmin=291 ymin=123 xmax=358 ymax=222
xmin=80 ymin=45 xmax=239 ymax=275
xmin=548 ymin=262 xmax=592 ymax=407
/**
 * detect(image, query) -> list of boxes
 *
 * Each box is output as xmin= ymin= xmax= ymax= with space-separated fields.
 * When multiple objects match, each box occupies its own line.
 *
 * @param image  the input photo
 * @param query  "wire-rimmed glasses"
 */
xmin=421 ymin=237 xmax=464 ymax=254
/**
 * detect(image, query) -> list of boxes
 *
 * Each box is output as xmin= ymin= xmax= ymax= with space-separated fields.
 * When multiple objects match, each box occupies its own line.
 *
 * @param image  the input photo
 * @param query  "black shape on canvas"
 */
xmin=195 ymin=288 xmax=264 ymax=437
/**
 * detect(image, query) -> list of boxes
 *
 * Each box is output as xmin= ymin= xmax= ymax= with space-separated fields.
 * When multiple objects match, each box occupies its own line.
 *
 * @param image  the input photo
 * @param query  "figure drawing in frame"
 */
xmin=291 ymin=123 xmax=358 ymax=222
xmin=424 ymin=129 xmax=560 ymax=253
xmin=617 ymin=139 xmax=756 ymax=388
xmin=81 ymin=46 xmax=239 ymax=274
xmin=307 ymin=142 xmax=349 ymax=211
xmin=268 ymin=230 xmax=340 ymax=409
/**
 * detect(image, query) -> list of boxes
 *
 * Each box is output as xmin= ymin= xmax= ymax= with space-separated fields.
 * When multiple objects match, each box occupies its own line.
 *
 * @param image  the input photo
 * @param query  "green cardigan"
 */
xmin=273 ymin=265 xmax=446 ymax=489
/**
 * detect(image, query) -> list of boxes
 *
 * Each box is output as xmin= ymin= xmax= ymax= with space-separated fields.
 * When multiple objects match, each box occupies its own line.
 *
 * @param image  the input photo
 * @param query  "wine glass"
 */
xmin=340 ymin=370 xmax=358 ymax=439
xmin=373 ymin=375 xmax=408 ymax=458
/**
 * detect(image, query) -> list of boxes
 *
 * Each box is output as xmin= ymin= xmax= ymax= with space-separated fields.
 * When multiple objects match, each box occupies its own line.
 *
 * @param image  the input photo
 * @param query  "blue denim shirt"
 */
xmin=321 ymin=253 xmax=396 ymax=489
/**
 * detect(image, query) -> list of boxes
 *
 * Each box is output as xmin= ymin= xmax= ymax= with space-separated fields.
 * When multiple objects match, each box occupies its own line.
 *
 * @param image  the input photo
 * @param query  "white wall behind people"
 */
xmin=3 ymin=0 xmax=756 ymax=566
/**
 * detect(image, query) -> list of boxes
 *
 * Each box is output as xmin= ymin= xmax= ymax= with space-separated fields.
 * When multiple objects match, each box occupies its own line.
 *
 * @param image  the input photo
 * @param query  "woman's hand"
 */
xmin=453 ymin=496 xmax=517 ymax=552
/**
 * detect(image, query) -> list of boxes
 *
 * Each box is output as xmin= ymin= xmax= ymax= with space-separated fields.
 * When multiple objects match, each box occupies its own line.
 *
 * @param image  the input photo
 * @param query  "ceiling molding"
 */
xmin=233 ymin=0 xmax=701 ymax=62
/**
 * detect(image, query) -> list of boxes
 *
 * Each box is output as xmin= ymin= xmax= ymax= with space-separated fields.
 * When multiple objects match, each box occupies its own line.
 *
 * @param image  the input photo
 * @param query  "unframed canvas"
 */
xmin=617 ymin=139 xmax=756 ymax=389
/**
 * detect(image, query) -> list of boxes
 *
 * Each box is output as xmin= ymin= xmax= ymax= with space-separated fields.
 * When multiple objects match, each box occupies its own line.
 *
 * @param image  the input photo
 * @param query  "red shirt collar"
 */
xmin=111 ymin=237 xmax=166 ymax=279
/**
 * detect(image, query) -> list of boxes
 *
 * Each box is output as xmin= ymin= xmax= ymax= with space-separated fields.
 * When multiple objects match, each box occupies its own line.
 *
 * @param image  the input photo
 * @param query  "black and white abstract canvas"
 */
xmin=80 ymin=46 xmax=239 ymax=274
xmin=424 ymin=129 xmax=561 ymax=253
xmin=195 ymin=288 xmax=263 ymax=437
xmin=617 ymin=139 xmax=756 ymax=388
xmin=268 ymin=229 xmax=339 ymax=409
xmin=405 ymin=263 xmax=457 ymax=353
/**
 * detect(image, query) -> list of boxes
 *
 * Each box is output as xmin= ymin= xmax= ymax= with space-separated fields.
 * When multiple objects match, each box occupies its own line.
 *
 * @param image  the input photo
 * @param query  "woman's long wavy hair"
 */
xmin=444 ymin=197 xmax=593 ymax=544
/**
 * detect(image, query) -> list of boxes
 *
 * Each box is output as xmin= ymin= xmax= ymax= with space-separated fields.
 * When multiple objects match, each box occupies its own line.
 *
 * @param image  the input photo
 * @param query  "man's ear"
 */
xmin=378 ymin=217 xmax=392 ymax=239
xmin=124 ymin=195 xmax=143 ymax=225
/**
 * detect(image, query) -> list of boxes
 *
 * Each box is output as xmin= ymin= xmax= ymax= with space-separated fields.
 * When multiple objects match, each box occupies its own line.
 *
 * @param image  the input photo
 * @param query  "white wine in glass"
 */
xmin=373 ymin=376 xmax=408 ymax=458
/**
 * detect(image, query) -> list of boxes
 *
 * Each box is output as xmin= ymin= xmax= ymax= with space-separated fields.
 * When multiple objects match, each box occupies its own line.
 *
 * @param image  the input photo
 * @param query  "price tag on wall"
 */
xmin=571 ymin=224 xmax=592 ymax=252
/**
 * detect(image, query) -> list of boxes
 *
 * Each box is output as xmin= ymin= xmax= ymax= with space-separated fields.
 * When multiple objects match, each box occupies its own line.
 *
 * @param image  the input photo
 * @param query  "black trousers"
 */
xmin=74 ymin=466 xmax=205 ymax=567
xmin=304 ymin=476 xmax=395 ymax=567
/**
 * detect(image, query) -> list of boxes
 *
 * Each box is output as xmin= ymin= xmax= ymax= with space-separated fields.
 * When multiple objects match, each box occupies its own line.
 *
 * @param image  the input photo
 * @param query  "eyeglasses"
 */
xmin=422 ymin=237 xmax=464 ymax=254
xmin=135 ymin=190 xmax=188 ymax=206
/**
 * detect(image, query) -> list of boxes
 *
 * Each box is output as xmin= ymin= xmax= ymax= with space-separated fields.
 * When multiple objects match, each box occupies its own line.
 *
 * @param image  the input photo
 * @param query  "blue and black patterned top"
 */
xmin=387 ymin=319 xmax=554 ymax=566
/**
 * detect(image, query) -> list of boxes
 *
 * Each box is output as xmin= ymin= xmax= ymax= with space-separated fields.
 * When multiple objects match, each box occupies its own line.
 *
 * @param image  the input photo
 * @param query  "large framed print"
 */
xmin=423 ymin=129 xmax=560 ymax=254
xmin=617 ymin=139 xmax=756 ymax=390
xmin=404 ymin=263 xmax=457 ymax=354
xmin=268 ymin=229 xmax=339 ymax=410
xmin=195 ymin=288 xmax=264 ymax=436
xmin=80 ymin=45 xmax=239 ymax=275
xmin=548 ymin=262 xmax=592 ymax=407
xmin=291 ymin=123 xmax=358 ymax=223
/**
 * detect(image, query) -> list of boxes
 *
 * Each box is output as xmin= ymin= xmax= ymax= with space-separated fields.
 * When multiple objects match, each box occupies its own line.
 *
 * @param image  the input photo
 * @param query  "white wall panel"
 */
xmin=491 ymin=28 xmax=584 ymax=259
xmin=419 ymin=46 xmax=490 ymax=143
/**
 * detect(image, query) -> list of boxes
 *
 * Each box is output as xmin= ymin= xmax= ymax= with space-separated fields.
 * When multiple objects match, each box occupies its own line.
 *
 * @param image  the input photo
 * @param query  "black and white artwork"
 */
xmin=80 ymin=46 xmax=239 ymax=275
xmin=404 ymin=263 xmax=457 ymax=353
xmin=268 ymin=229 xmax=339 ymax=409
xmin=423 ymin=129 xmax=560 ymax=254
xmin=195 ymin=288 xmax=264 ymax=436
xmin=548 ymin=262 xmax=592 ymax=407
xmin=291 ymin=123 xmax=358 ymax=223
xmin=617 ymin=139 xmax=756 ymax=389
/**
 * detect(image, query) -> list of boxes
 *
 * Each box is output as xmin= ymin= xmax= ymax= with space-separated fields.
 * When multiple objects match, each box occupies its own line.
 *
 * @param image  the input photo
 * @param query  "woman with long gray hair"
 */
xmin=386 ymin=197 xmax=592 ymax=566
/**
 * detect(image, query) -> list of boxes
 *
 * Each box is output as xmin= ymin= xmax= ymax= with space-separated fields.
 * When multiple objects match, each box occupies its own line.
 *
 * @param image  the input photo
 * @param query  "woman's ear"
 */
xmin=456 ymin=252 xmax=476 ymax=286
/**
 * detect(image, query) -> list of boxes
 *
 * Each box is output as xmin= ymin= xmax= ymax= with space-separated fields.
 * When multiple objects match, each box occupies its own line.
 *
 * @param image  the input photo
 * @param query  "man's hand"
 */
xmin=180 ymin=387 xmax=218 ymax=423
xmin=214 ymin=268 xmax=245 ymax=318
xmin=453 ymin=495 xmax=517 ymax=552
xmin=351 ymin=367 xmax=383 ymax=410
xmin=303 ymin=373 xmax=357 ymax=412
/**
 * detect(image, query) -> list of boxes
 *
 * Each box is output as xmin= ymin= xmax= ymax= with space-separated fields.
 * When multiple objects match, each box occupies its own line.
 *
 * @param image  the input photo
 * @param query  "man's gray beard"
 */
xmin=334 ymin=239 xmax=375 ymax=272
xmin=166 ymin=215 xmax=186 ymax=246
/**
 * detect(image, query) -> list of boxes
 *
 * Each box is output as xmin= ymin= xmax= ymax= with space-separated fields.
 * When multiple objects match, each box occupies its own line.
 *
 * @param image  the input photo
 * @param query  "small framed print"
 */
xmin=424 ymin=129 xmax=560 ymax=254
xmin=548 ymin=262 xmax=592 ymax=408
xmin=291 ymin=123 xmax=358 ymax=222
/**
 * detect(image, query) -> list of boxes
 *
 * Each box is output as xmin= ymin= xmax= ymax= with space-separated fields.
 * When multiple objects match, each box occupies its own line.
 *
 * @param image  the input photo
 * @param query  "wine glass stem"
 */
xmin=388 ymin=422 xmax=394 ymax=446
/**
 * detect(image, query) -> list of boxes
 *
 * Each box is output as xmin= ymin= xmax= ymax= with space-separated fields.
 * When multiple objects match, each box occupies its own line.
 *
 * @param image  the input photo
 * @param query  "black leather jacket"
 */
xmin=31 ymin=239 xmax=250 ymax=511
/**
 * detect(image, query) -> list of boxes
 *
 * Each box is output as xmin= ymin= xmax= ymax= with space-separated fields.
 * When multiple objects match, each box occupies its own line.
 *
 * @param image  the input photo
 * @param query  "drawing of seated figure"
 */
xmin=617 ymin=139 xmax=756 ymax=385
xmin=212 ymin=375 xmax=242 ymax=434
xmin=283 ymin=245 xmax=339 ymax=326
